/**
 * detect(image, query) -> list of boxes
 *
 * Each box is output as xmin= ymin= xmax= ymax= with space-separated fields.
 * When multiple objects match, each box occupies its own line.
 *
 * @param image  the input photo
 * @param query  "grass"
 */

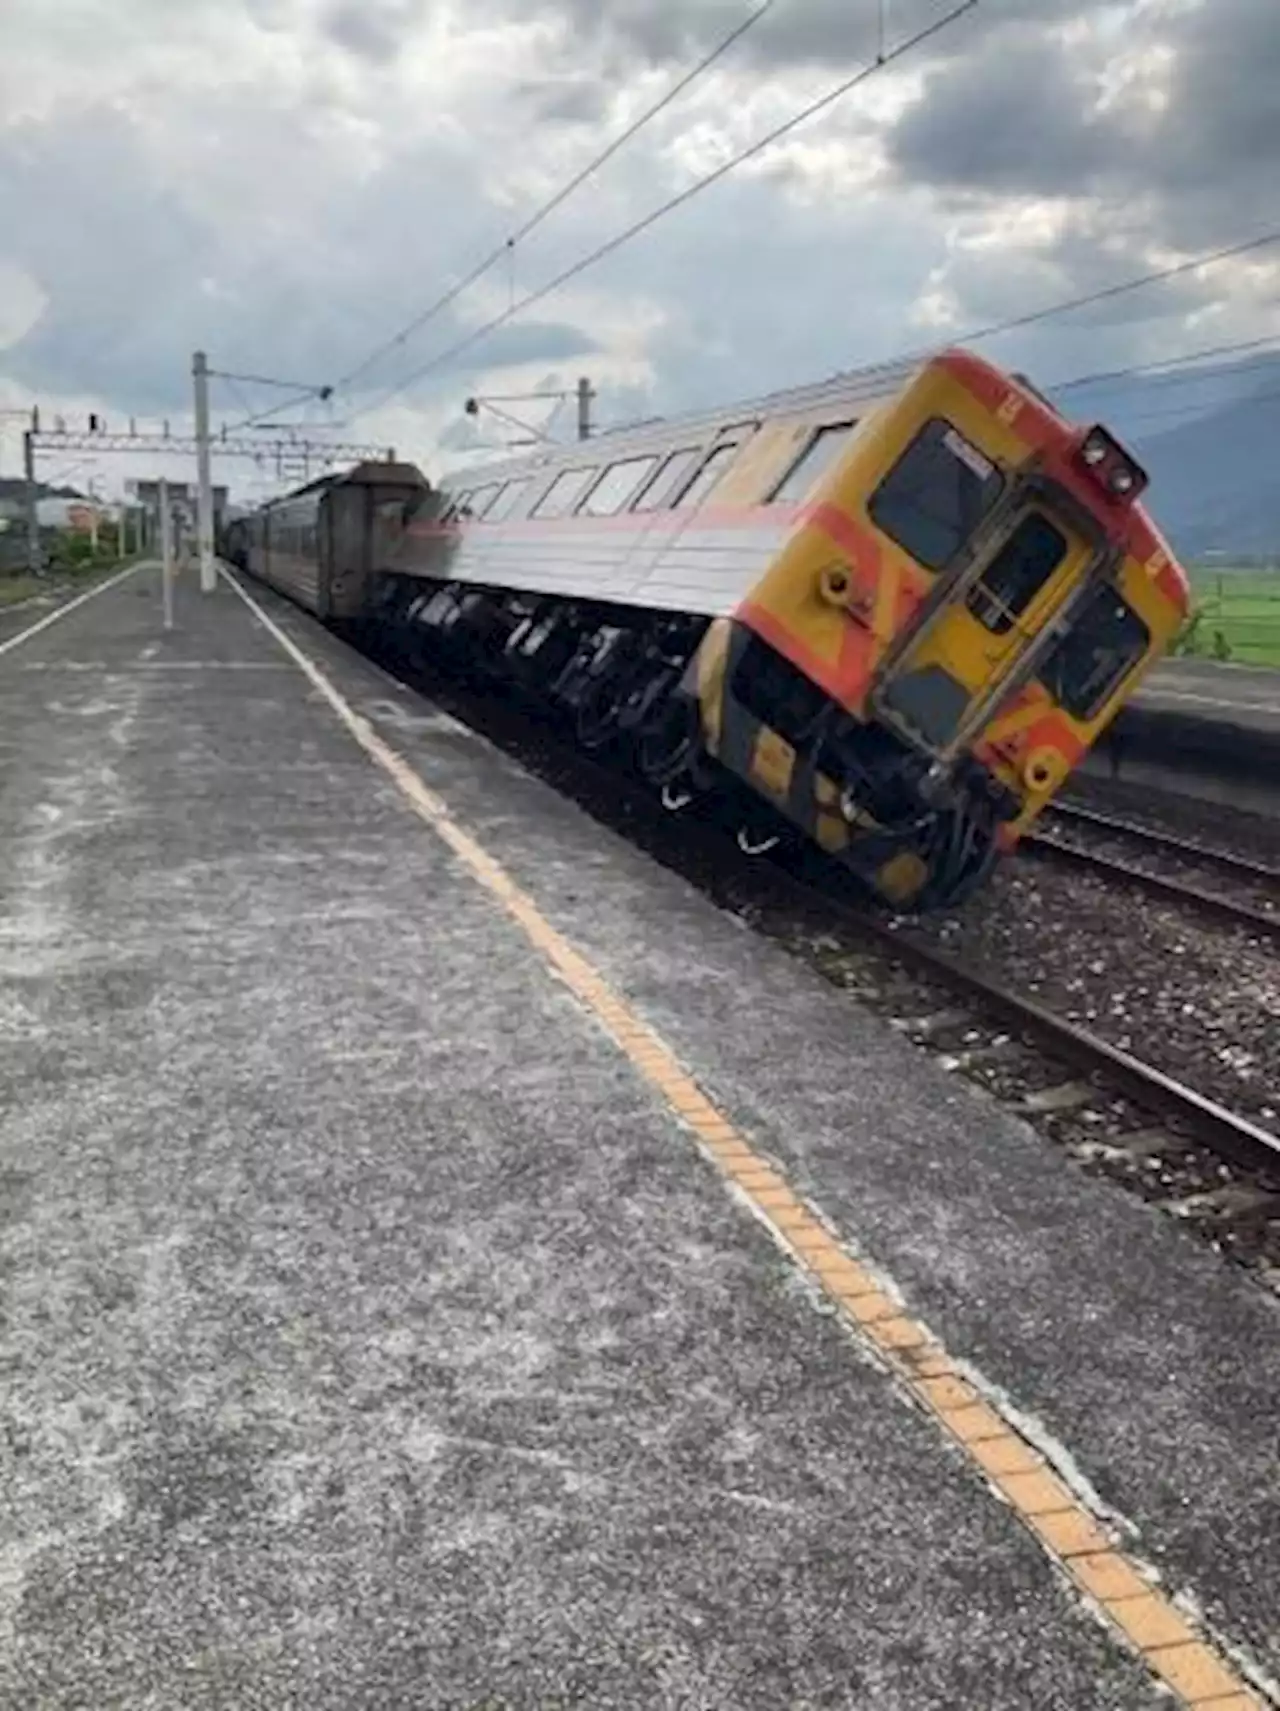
xmin=0 ymin=574 xmax=45 ymax=608
xmin=1177 ymin=564 xmax=1280 ymax=667
xmin=0 ymin=555 xmax=141 ymax=609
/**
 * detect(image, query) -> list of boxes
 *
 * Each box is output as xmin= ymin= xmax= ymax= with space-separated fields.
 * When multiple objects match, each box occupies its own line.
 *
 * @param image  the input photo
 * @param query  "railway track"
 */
xmin=774 ymin=863 xmax=1280 ymax=1180
xmin=361 ymin=629 xmax=1280 ymax=1272
xmin=1023 ymin=802 xmax=1280 ymax=941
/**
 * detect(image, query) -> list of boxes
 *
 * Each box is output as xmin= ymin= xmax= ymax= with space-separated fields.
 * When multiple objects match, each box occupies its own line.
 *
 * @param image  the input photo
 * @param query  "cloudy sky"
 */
xmin=1 ymin=0 xmax=1278 ymax=498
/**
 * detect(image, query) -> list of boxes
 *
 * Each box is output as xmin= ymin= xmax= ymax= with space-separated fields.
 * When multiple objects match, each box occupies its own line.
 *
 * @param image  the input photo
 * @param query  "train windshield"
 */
xmin=1037 ymin=585 xmax=1151 ymax=720
xmin=868 ymin=418 xmax=1004 ymax=570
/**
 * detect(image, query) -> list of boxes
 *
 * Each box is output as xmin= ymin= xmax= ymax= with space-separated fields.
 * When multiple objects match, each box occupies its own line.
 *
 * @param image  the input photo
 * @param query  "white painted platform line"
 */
xmin=0 ymin=561 xmax=149 ymax=661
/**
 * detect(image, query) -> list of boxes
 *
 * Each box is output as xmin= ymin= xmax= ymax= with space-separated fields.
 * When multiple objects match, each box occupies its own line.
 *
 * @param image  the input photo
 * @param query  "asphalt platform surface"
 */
xmin=1 ymin=562 xmax=1276 ymax=1709
xmin=1138 ymin=655 xmax=1280 ymax=735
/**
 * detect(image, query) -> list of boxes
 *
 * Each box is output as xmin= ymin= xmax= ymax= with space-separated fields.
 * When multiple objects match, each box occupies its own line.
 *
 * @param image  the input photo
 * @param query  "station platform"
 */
xmin=1094 ymin=655 xmax=1280 ymax=816
xmin=1140 ymin=656 xmax=1280 ymax=731
xmin=2 ymin=561 xmax=1277 ymax=1709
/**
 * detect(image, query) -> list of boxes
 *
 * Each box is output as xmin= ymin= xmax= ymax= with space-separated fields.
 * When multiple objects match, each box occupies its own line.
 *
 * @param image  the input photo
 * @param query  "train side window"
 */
xmin=631 ymin=447 xmax=702 ymax=512
xmin=487 ymin=478 xmax=533 ymax=522
xmin=770 ymin=421 xmax=859 ymax=505
xmin=868 ymin=417 xmax=1005 ymax=570
xmin=1038 ymin=587 xmax=1151 ymax=721
xmin=465 ymin=484 xmax=500 ymax=519
xmin=441 ymin=491 xmax=470 ymax=522
xmin=672 ymin=441 xmax=742 ymax=512
xmin=578 ymin=455 xmax=658 ymax=517
xmin=532 ymin=466 xmax=597 ymax=520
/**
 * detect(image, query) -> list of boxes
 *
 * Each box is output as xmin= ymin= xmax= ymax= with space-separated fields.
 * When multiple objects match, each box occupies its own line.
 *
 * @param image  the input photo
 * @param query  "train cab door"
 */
xmin=870 ymin=498 xmax=1097 ymax=763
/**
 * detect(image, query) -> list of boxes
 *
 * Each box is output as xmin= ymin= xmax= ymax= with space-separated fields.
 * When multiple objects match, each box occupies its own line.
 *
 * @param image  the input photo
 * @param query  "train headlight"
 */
xmin=1075 ymin=424 xmax=1148 ymax=501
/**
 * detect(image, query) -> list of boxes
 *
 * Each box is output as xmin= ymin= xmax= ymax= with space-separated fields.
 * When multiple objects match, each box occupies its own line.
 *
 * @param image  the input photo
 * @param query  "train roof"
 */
xmin=254 ymin=460 xmax=429 ymax=512
xmin=440 ymin=355 xmax=927 ymax=490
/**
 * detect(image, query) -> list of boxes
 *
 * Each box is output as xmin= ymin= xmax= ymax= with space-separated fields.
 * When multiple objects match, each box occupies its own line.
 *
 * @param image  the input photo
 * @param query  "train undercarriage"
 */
xmin=361 ymin=574 xmax=1010 ymax=912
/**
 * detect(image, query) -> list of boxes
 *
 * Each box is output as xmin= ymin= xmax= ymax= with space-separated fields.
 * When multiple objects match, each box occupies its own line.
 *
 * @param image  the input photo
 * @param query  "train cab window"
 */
xmin=868 ymin=417 xmax=1004 ymax=570
xmin=631 ymin=447 xmax=702 ymax=512
xmin=441 ymin=491 xmax=470 ymax=522
xmin=1038 ymin=586 xmax=1151 ymax=721
xmin=673 ymin=440 xmax=743 ymax=511
xmin=579 ymin=455 xmax=658 ymax=517
xmin=966 ymin=511 xmax=1068 ymax=634
xmin=533 ymin=466 xmax=598 ymax=520
xmin=487 ymin=478 xmax=533 ymax=522
xmin=770 ymin=421 xmax=858 ymax=505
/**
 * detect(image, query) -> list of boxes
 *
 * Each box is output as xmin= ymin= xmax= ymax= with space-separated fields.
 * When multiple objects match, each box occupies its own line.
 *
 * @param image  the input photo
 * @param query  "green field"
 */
xmin=1177 ymin=563 xmax=1280 ymax=667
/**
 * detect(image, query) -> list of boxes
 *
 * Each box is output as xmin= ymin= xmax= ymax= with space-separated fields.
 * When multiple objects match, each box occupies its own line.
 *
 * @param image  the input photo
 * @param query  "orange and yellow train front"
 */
xmin=693 ymin=348 xmax=1190 ymax=909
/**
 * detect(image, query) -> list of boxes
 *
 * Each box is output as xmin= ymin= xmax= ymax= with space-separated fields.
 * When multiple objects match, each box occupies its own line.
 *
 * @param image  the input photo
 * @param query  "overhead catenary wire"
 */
xmin=1048 ymin=330 xmax=1280 ymax=394
xmin=1121 ymin=380 xmax=1280 ymax=432
xmin=929 ymin=227 xmax=1280 ymax=357
xmin=222 ymin=387 xmax=333 ymax=435
xmin=352 ymin=0 xmax=980 ymax=421
xmin=334 ymin=0 xmax=782 ymax=395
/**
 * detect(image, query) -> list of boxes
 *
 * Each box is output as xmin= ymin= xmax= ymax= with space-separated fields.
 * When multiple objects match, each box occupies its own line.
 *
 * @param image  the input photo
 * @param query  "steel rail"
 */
xmin=1046 ymin=800 xmax=1280 ymax=886
xmin=1021 ymin=828 xmax=1280 ymax=941
xmin=793 ymin=883 xmax=1280 ymax=1179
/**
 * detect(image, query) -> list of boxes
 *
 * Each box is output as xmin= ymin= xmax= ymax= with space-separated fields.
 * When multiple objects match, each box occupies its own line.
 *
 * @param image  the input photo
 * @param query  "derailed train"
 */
xmin=222 ymin=347 xmax=1190 ymax=910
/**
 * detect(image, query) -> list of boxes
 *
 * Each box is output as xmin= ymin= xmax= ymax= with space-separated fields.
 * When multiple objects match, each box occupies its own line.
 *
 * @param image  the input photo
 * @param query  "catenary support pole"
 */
xmin=23 ymin=417 xmax=40 ymax=578
xmin=576 ymin=375 xmax=595 ymax=441
xmin=193 ymin=350 xmax=216 ymax=593
xmin=159 ymin=478 xmax=175 ymax=632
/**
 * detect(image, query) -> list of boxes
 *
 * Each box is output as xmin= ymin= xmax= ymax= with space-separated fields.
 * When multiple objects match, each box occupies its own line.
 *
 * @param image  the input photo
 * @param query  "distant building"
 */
xmin=128 ymin=480 xmax=228 ymax=527
xmin=36 ymin=497 xmax=105 ymax=532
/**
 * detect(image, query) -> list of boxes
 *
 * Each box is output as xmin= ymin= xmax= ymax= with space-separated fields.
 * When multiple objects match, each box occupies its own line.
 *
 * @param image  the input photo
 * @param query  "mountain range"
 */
xmin=1050 ymin=352 xmax=1280 ymax=560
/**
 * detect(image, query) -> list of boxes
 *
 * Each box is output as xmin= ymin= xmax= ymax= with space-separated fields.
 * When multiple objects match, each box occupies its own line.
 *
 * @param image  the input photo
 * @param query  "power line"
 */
xmin=222 ymin=387 xmax=332 ymax=435
xmin=1048 ymin=331 xmax=1280 ymax=395
xmin=335 ymin=0 xmax=782 ymax=395
xmin=932 ymin=228 xmax=1280 ymax=356
xmin=208 ymin=367 xmax=331 ymax=393
xmin=1124 ymin=379 xmax=1280 ymax=434
xmin=353 ymin=0 xmax=979 ymax=420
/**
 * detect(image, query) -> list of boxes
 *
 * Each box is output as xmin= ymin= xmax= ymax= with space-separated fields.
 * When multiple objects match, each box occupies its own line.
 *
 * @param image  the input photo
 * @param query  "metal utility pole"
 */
xmin=192 ymin=350 xmax=215 ymax=593
xmin=159 ymin=478 xmax=174 ymax=631
xmin=576 ymin=376 xmax=595 ymax=442
xmin=22 ymin=413 xmax=41 ymax=578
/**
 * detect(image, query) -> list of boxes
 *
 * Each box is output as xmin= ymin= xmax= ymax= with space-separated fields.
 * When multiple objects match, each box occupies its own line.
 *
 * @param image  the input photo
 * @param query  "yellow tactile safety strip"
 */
xmin=224 ymin=570 xmax=1270 ymax=1711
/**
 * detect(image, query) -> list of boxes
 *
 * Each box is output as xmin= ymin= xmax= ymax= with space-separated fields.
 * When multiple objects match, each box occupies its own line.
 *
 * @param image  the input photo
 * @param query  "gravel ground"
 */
xmin=925 ymin=858 xmax=1280 ymax=1130
xmin=740 ymin=890 xmax=1280 ymax=1285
